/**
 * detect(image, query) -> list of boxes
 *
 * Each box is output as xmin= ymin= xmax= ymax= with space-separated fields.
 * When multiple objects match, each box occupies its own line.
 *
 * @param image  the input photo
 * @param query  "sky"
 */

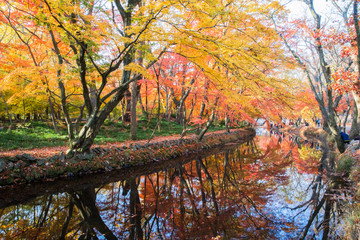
xmin=281 ymin=0 xmax=348 ymax=30
xmin=284 ymin=0 xmax=338 ymax=19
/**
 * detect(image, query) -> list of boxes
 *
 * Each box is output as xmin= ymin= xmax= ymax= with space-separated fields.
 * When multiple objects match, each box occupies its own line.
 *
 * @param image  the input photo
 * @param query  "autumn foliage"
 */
xmin=0 ymin=0 xmax=303 ymax=153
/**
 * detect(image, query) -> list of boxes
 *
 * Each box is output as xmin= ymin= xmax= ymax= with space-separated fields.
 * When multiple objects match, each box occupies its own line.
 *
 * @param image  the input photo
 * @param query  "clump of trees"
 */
xmin=271 ymin=0 xmax=360 ymax=153
xmin=0 ymin=0 xmax=310 ymax=156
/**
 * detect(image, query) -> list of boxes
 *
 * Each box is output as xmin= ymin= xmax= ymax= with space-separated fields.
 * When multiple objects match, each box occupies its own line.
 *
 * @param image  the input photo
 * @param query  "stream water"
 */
xmin=0 ymin=128 xmax=353 ymax=239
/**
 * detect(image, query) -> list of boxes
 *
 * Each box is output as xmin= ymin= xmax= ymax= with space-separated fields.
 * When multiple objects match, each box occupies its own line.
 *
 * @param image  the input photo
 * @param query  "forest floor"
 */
xmin=0 ymin=128 xmax=255 ymax=186
xmin=0 ymin=129 xmax=231 ymax=159
xmin=0 ymin=119 xmax=231 ymax=158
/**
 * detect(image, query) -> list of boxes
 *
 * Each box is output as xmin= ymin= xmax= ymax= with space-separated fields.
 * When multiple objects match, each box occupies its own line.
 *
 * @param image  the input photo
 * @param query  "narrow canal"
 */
xmin=0 ymin=128 xmax=353 ymax=239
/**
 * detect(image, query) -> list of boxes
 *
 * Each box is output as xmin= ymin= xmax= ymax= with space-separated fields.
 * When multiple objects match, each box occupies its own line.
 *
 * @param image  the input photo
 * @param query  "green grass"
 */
xmin=0 ymin=122 xmax=68 ymax=150
xmin=0 ymin=119 xmax=228 ymax=151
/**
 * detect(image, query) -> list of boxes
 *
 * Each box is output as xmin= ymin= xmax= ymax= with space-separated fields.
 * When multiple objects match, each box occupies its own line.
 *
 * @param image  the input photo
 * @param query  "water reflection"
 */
xmin=0 ymin=133 xmax=354 ymax=239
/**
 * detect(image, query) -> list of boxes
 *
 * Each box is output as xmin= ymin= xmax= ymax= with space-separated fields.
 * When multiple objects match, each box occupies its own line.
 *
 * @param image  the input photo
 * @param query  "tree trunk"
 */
xmin=342 ymin=94 xmax=352 ymax=131
xmin=197 ymin=101 xmax=206 ymax=135
xmin=138 ymin=90 xmax=148 ymax=120
xmin=49 ymin=29 xmax=74 ymax=142
xmin=48 ymin=96 xmax=60 ymax=134
xmin=197 ymin=97 xmax=219 ymax=142
xmin=68 ymin=85 xmax=129 ymax=155
xmin=323 ymin=116 xmax=345 ymax=153
xmin=351 ymin=0 xmax=360 ymax=138
xmin=1 ymin=91 xmax=12 ymax=132
xmin=74 ymin=104 xmax=85 ymax=135
xmin=351 ymin=90 xmax=360 ymax=137
xmin=67 ymin=0 xmax=138 ymax=155
xmin=172 ymin=78 xmax=195 ymax=124
xmin=180 ymin=97 xmax=196 ymax=138
xmin=123 ymin=90 xmax=132 ymax=122
xmin=165 ymin=87 xmax=171 ymax=120
xmin=349 ymin=98 xmax=360 ymax=139
xmin=225 ymin=115 xmax=230 ymax=133
xmin=59 ymin=81 xmax=75 ymax=142
xmin=130 ymin=80 xmax=138 ymax=140
xmin=157 ymin=77 xmax=161 ymax=131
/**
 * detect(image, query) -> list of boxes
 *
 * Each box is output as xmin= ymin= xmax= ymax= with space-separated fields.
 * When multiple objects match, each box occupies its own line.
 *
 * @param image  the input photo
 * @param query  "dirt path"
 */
xmin=276 ymin=125 xmax=360 ymax=161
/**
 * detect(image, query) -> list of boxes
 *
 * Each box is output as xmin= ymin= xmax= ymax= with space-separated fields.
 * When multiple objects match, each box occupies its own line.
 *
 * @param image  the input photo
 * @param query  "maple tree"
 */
xmin=330 ymin=0 xmax=360 ymax=140
xmin=0 ymin=0 xmax=300 ymax=156
xmin=269 ymin=0 xmax=360 ymax=152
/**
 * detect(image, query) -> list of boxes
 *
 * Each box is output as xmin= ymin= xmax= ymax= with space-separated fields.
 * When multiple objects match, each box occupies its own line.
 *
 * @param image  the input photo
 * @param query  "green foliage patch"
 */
xmin=0 ymin=122 xmax=68 ymax=150
xmin=336 ymin=155 xmax=355 ymax=173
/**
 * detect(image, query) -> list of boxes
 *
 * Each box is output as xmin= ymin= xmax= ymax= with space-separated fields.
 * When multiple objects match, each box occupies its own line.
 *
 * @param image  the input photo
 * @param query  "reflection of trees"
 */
xmin=71 ymin=188 xmax=117 ymax=240
xmin=59 ymin=196 xmax=73 ymax=240
xmin=291 ymin=160 xmax=355 ymax=240
xmin=130 ymin=140 xmax=294 ymax=239
xmin=296 ymin=173 xmax=347 ymax=240
xmin=268 ymin=129 xmax=357 ymax=239
xmin=2 ymin=138 xmax=332 ymax=239
xmin=0 ymin=193 xmax=81 ymax=239
xmin=122 ymin=178 xmax=143 ymax=239
xmin=283 ymin=131 xmax=353 ymax=240
xmin=0 ymin=187 xmax=118 ymax=239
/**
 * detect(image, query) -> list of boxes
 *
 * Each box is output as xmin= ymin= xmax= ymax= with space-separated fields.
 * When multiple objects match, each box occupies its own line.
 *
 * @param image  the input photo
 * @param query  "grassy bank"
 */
xmin=0 ymin=128 xmax=255 ymax=186
xmin=0 ymin=119 xmax=230 ymax=151
xmin=334 ymin=143 xmax=360 ymax=238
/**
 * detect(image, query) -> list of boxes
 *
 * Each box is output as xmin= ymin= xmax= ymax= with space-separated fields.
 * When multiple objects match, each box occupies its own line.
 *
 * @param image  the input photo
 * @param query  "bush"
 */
xmin=342 ymin=205 xmax=360 ymax=240
xmin=337 ymin=155 xmax=355 ymax=173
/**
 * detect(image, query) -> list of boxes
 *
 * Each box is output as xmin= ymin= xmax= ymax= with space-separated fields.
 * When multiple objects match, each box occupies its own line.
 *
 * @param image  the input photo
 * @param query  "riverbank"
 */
xmin=271 ymin=125 xmax=360 ymax=237
xmin=0 ymin=119 xmax=228 ymax=152
xmin=0 ymin=128 xmax=255 ymax=186
xmin=0 ymin=136 xmax=252 ymax=208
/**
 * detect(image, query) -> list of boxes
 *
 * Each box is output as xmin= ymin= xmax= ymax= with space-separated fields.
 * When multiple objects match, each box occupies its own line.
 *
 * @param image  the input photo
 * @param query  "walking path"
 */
xmin=0 ymin=130 xmax=229 ymax=159
xmin=274 ymin=125 xmax=360 ymax=160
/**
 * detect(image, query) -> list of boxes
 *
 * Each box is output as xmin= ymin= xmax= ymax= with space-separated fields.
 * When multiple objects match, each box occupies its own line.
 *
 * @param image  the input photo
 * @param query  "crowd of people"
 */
xmin=266 ymin=117 xmax=360 ymax=145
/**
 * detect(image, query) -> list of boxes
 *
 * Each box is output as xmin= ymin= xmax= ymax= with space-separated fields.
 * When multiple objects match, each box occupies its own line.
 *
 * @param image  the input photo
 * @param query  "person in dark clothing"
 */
xmin=340 ymin=131 xmax=350 ymax=143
